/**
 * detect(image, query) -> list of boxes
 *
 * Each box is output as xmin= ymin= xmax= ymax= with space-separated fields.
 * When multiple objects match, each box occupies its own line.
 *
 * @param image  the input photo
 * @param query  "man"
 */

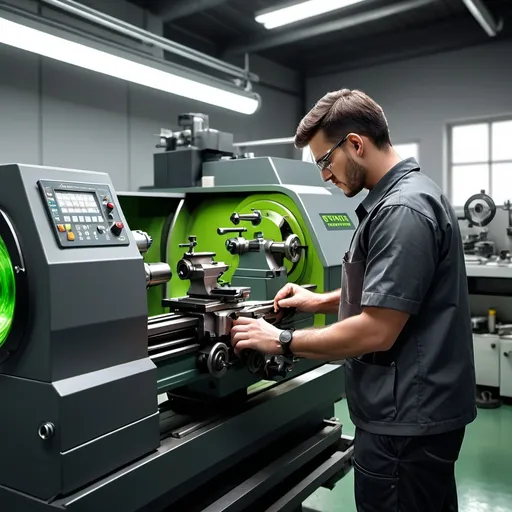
xmin=231 ymin=89 xmax=476 ymax=511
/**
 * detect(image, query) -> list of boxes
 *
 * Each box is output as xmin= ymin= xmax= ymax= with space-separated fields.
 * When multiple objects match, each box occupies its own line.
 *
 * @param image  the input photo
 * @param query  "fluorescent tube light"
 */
xmin=256 ymin=0 xmax=365 ymax=29
xmin=461 ymin=0 xmax=502 ymax=37
xmin=0 ymin=16 xmax=260 ymax=115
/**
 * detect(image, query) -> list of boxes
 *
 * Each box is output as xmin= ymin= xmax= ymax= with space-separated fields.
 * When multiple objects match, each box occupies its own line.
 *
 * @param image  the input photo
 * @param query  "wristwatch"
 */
xmin=278 ymin=329 xmax=294 ymax=357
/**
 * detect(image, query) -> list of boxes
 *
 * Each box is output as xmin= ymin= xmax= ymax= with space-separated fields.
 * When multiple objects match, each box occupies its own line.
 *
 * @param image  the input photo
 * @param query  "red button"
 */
xmin=107 ymin=202 xmax=114 ymax=210
xmin=111 ymin=221 xmax=124 ymax=236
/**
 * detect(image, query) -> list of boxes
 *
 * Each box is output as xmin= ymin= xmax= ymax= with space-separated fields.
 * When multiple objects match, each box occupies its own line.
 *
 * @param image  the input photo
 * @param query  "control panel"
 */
xmin=38 ymin=180 xmax=130 ymax=248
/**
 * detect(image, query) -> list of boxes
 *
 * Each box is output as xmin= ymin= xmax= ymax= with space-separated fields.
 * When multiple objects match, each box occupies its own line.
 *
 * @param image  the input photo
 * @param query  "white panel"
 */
xmin=451 ymin=163 xmax=489 ymax=206
xmin=491 ymin=163 xmax=512 ymax=206
xmin=452 ymin=123 xmax=489 ymax=164
xmin=492 ymin=120 xmax=512 ymax=161
xmin=0 ymin=45 xmax=40 ymax=165
xmin=394 ymin=142 xmax=419 ymax=161
xmin=41 ymin=58 xmax=129 ymax=189
xmin=500 ymin=338 xmax=512 ymax=398
xmin=473 ymin=334 xmax=500 ymax=387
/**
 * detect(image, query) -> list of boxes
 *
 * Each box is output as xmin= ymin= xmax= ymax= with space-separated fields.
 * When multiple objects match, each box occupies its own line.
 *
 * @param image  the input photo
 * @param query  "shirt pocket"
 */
xmin=345 ymin=357 xmax=397 ymax=422
xmin=342 ymin=254 xmax=365 ymax=305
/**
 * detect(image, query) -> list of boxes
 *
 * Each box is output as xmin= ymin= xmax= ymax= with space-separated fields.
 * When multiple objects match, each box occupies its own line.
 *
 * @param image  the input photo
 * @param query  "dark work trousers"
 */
xmin=353 ymin=427 xmax=466 ymax=512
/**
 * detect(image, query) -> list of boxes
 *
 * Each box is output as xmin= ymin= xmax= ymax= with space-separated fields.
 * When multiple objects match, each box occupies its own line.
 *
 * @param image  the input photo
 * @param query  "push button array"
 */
xmin=58 ymin=224 xmax=75 ymax=241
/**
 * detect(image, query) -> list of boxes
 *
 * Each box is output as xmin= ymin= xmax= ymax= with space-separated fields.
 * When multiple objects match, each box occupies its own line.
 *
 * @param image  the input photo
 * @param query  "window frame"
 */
xmin=447 ymin=115 xmax=512 ymax=206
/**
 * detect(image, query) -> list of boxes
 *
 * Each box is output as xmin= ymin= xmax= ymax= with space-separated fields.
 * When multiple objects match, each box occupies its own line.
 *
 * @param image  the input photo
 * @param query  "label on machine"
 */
xmin=319 ymin=213 xmax=355 ymax=231
xmin=38 ymin=180 xmax=130 ymax=248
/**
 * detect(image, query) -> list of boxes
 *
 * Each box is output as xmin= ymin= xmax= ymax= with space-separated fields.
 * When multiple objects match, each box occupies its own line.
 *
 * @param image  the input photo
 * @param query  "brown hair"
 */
xmin=295 ymin=89 xmax=391 ymax=149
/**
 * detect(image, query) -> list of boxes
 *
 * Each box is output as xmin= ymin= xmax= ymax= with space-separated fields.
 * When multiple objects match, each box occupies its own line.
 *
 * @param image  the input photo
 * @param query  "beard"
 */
xmin=342 ymin=155 xmax=366 ymax=197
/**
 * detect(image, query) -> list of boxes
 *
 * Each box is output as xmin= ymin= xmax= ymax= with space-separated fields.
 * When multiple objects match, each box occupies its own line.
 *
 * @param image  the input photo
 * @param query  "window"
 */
xmin=302 ymin=146 xmax=315 ymax=163
xmin=449 ymin=119 xmax=512 ymax=206
xmin=394 ymin=142 xmax=419 ymax=162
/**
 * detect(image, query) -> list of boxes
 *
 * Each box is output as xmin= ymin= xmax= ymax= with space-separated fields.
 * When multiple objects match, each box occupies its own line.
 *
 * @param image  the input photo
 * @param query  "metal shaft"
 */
xmin=145 ymin=262 xmax=172 ymax=288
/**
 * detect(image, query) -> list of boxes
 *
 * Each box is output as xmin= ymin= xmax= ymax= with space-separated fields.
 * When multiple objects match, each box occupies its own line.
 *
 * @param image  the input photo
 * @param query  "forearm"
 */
xmin=315 ymin=289 xmax=341 ymax=315
xmin=291 ymin=313 xmax=387 ymax=360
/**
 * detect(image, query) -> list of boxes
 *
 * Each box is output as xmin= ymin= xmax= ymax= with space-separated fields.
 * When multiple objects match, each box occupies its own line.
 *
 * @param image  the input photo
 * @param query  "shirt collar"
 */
xmin=356 ymin=157 xmax=420 ymax=221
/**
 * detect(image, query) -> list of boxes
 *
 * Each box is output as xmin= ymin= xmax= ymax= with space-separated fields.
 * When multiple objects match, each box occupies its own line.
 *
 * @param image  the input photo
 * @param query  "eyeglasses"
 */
xmin=315 ymin=134 xmax=348 ymax=172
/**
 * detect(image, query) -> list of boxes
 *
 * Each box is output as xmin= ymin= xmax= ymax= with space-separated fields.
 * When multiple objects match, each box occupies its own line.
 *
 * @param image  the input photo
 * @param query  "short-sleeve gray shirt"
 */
xmin=341 ymin=158 xmax=477 ymax=436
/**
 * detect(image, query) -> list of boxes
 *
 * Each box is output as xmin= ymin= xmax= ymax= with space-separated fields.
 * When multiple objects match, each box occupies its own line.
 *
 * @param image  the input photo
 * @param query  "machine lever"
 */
xmin=179 ymin=235 xmax=198 ymax=254
xmin=230 ymin=210 xmax=262 ymax=226
xmin=217 ymin=227 xmax=247 ymax=236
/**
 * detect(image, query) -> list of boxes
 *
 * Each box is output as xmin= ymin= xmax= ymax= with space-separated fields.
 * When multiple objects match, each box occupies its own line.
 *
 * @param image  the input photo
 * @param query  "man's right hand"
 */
xmin=273 ymin=283 xmax=322 ymax=314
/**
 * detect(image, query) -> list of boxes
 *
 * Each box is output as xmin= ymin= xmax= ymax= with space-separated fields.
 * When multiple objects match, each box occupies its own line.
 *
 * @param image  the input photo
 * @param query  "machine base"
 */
xmin=0 ymin=364 xmax=351 ymax=512
xmin=165 ymin=427 xmax=354 ymax=512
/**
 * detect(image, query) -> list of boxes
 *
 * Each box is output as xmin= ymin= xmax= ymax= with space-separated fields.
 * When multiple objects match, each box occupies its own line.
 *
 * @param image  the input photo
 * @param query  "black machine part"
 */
xmin=155 ymin=113 xmax=233 ymax=154
xmin=503 ymin=200 xmax=512 ymax=236
xmin=464 ymin=191 xmax=496 ymax=227
xmin=153 ymin=113 xmax=234 ymax=188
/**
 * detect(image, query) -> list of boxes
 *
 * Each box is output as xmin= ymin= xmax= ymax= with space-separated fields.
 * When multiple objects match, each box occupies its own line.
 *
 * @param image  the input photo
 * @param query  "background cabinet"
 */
xmin=500 ymin=336 xmax=512 ymax=398
xmin=473 ymin=334 xmax=500 ymax=388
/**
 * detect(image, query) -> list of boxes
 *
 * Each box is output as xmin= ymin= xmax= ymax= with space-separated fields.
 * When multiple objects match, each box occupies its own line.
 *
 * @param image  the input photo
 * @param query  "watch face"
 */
xmin=280 ymin=330 xmax=292 ymax=344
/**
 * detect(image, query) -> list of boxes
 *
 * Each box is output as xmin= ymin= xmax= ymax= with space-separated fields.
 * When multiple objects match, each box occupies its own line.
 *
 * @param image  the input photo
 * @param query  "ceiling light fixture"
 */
xmin=255 ymin=0 xmax=366 ymax=29
xmin=0 ymin=15 xmax=260 ymax=115
xmin=461 ymin=0 xmax=503 ymax=37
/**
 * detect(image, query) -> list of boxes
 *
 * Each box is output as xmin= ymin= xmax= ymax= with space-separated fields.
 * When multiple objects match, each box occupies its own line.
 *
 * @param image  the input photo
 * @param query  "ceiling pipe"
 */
xmin=40 ymin=0 xmax=258 ymax=83
xmin=223 ymin=0 xmax=435 ymax=56
xmin=158 ymin=0 xmax=230 ymax=22
xmin=461 ymin=0 xmax=503 ymax=37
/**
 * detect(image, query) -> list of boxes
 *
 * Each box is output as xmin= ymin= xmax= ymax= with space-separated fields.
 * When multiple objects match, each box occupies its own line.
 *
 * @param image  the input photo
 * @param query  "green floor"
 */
xmin=303 ymin=401 xmax=512 ymax=512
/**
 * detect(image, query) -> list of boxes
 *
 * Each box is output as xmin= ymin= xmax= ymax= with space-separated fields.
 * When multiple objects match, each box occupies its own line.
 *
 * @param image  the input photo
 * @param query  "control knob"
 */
xmin=111 ymin=221 xmax=123 ymax=236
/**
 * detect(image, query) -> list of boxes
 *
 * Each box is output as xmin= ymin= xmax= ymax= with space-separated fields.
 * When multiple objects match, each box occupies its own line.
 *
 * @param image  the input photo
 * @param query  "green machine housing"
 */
xmin=118 ymin=115 xmax=365 ymax=399
xmin=120 ymin=156 xmax=362 ymax=327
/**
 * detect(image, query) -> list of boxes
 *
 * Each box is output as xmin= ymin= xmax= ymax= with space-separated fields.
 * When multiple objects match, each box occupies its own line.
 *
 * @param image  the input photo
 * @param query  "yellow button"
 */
xmin=67 ymin=232 xmax=75 ymax=241
xmin=66 ymin=224 xmax=72 ymax=231
xmin=57 ymin=224 xmax=66 ymax=232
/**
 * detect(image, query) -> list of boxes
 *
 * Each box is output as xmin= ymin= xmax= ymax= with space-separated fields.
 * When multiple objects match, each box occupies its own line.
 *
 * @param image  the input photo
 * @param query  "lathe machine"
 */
xmin=0 ymin=151 xmax=360 ymax=509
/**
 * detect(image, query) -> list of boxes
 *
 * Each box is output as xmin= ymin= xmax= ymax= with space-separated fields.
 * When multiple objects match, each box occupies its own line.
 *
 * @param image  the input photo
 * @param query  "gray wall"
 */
xmin=307 ymin=40 xmax=512 ymax=321
xmin=306 ymin=39 xmax=512 ymax=192
xmin=0 ymin=0 xmax=302 ymax=192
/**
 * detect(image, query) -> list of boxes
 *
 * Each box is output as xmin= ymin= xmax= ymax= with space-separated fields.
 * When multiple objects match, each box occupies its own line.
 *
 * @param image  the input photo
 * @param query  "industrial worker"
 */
xmin=231 ymin=89 xmax=476 ymax=512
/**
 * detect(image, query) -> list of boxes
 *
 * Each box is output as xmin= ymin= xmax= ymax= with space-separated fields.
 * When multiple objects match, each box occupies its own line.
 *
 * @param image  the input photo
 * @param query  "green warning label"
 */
xmin=320 ymin=213 xmax=354 ymax=231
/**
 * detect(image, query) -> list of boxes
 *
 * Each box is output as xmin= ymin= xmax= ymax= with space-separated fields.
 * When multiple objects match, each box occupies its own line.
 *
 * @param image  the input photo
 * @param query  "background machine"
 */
xmin=0 ymin=117 xmax=361 ymax=511
xmin=458 ymin=191 xmax=512 ymax=408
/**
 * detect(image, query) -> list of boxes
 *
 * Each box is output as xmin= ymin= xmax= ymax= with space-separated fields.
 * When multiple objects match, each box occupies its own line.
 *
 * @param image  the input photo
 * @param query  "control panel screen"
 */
xmin=38 ymin=180 xmax=130 ymax=249
xmin=55 ymin=191 xmax=104 ymax=224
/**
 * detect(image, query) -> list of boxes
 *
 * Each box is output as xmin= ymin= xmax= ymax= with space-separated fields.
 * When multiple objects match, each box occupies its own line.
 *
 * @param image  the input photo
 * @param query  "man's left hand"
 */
xmin=231 ymin=317 xmax=283 ymax=356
